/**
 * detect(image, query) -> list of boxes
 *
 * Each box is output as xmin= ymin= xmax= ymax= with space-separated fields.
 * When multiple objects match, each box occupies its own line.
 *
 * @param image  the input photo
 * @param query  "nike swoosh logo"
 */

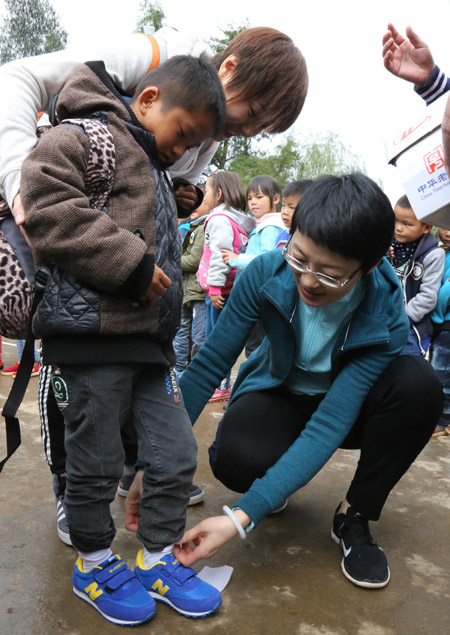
xmin=343 ymin=544 xmax=352 ymax=557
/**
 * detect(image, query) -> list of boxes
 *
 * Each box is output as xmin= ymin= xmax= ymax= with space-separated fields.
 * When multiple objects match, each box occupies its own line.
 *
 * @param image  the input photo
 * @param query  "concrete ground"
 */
xmin=0 ymin=338 xmax=449 ymax=635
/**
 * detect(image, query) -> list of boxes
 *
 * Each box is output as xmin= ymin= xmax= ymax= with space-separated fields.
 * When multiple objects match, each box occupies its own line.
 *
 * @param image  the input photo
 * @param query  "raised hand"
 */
xmin=382 ymin=23 xmax=435 ymax=86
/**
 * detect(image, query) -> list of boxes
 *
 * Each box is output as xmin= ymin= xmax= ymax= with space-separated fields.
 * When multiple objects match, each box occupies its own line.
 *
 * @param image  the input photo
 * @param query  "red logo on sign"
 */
xmin=424 ymin=146 xmax=445 ymax=174
xmin=393 ymin=115 xmax=432 ymax=145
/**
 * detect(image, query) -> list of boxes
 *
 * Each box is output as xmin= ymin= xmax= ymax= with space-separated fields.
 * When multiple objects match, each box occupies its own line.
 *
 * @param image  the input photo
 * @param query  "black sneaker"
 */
xmin=331 ymin=503 xmax=390 ymax=588
xmin=117 ymin=464 xmax=136 ymax=497
xmin=52 ymin=474 xmax=72 ymax=547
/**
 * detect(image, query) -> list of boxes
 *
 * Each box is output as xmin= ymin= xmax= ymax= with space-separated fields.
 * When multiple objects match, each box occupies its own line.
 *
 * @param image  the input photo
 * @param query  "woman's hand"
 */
xmin=382 ymin=23 xmax=435 ymax=87
xmin=221 ymin=248 xmax=239 ymax=265
xmin=173 ymin=515 xmax=240 ymax=566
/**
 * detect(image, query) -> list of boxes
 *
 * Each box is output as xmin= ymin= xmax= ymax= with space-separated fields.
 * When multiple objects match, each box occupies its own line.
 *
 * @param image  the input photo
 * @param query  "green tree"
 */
xmin=213 ymin=132 xmax=365 ymax=190
xmin=0 ymin=0 xmax=67 ymax=64
xmin=135 ymin=0 xmax=166 ymax=33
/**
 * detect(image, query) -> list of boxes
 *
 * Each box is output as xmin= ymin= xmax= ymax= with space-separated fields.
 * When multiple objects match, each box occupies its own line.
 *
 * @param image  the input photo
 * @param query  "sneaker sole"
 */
xmin=73 ymin=586 xmax=155 ymax=625
xmin=149 ymin=591 xmax=221 ymax=618
xmin=187 ymin=491 xmax=205 ymax=506
xmin=57 ymin=526 xmax=73 ymax=547
xmin=117 ymin=485 xmax=129 ymax=498
xmin=330 ymin=529 xmax=390 ymax=589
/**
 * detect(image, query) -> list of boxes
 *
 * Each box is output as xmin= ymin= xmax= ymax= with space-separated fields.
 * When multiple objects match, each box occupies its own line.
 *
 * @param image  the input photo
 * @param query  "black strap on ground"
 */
xmin=1 ymin=267 xmax=50 ymax=473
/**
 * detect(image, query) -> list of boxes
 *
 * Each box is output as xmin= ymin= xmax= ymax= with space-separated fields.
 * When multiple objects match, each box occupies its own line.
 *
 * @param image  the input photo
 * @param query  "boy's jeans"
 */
xmin=173 ymin=301 xmax=207 ymax=372
xmin=53 ymin=363 xmax=197 ymax=553
xmin=430 ymin=330 xmax=450 ymax=429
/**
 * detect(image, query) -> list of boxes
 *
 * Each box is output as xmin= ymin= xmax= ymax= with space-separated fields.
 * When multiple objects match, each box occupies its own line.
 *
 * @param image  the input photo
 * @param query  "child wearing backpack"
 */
xmin=222 ymin=175 xmax=284 ymax=357
xmin=20 ymin=55 xmax=225 ymax=627
xmin=197 ymin=171 xmax=255 ymax=402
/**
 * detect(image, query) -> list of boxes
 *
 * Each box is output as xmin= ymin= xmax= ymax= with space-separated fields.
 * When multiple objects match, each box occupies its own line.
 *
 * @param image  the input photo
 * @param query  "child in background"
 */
xmin=389 ymin=195 xmax=444 ymax=356
xmin=21 ymin=56 xmax=225 ymax=626
xmin=222 ymin=175 xmax=284 ymax=357
xmin=222 ymin=175 xmax=284 ymax=269
xmin=430 ymin=226 xmax=450 ymax=437
xmin=277 ymin=179 xmax=314 ymax=248
xmin=173 ymin=193 xmax=209 ymax=376
xmin=197 ymin=171 xmax=255 ymax=402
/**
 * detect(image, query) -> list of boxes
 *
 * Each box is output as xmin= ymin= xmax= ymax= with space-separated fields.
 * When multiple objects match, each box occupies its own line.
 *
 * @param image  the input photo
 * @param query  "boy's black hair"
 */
xmin=247 ymin=175 xmax=281 ymax=207
xmin=291 ymin=173 xmax=395 ymax=273
xmin=395 ymin=194 xmax=411 ymax=209
xmin=132 ymin=55 xmax=226 ymax=136
xmin=282 ymin=179 xmax=314 ymax=199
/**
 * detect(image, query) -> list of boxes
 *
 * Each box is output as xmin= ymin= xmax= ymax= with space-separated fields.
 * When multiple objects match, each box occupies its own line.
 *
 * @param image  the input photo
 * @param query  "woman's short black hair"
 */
xmin=291 ymin=173 xmax=395 ymax=273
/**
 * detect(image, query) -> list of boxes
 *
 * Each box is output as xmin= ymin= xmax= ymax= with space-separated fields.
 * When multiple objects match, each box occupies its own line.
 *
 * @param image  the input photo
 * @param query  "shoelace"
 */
xmin=339 ymin=512 xmax=378 ymax=547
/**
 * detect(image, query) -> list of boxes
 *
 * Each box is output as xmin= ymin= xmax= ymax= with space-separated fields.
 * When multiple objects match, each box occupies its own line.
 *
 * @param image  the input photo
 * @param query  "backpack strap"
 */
xmin=0 ymin=267 xmax=50 ymax=473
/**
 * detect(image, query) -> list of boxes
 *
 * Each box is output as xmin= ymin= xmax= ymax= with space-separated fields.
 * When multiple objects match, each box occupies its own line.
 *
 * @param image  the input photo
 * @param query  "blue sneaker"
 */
xmin=72 ymin=554 xmax=156 ymax=626
xmin=134 ymin=550 xmax=221 ymax=618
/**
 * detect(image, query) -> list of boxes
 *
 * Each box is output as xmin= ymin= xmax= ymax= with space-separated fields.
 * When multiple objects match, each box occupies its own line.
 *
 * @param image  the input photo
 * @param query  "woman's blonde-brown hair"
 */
xmin=208 ymin=171 xmax=246 ymax=212
xmin=211 ymin=27 xmax=308 ymax=134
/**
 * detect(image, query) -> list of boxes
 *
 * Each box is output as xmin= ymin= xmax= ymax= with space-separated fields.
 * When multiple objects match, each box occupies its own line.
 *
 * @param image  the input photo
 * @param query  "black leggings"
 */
xmin=209 ymin=355 xmax=443 ymax=520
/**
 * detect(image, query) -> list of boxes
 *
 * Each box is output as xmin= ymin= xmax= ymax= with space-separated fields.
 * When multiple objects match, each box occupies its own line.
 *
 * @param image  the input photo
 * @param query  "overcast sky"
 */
xmin=5 ymin=0 xmax=450 ymax=202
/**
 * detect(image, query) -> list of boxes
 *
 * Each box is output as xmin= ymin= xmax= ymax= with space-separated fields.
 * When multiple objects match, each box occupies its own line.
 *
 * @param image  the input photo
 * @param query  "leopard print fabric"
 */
xmin=0 ymin=230 xmax=34 ymax=338
xmin=61 ymin=116 xmax=115 ymax=210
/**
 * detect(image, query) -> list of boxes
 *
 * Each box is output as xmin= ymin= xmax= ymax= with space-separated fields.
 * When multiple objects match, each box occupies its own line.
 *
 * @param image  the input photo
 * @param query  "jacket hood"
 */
xmin=414 ymin=232 xmax=439 ymax=260
xmin=55 ymin=61 xmax=138 ymax=127
xmin=208 ymin=204 xmax=256 ymax=235
xmin=254 ymin=212 xmax=285 ymax=233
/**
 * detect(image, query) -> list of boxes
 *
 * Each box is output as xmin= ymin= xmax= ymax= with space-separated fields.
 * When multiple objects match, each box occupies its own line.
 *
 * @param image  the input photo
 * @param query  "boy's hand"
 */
xmin=210 ymin=294 xmax=225 ymax=309
xmin=176 ymin=185 xmax=198 ymax=213
xmin=382 ymin=24 xmax=435 ymax=87
xmin=221 ymin=248 xmax=239 ymax=265
xmin=142 ymin=265 xmax=171 ymax=301
xmin=124 ymin=469 xmax=143 ymax=532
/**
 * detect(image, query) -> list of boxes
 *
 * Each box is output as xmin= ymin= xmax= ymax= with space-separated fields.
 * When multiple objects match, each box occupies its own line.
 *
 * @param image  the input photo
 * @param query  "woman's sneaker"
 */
xmin=134 ymin=550 xmax=221 ymax=618
xmin=331 ymin=503 xmax=390 ymax=588
xmin=73 ymin=554 xmax=155 ymax=626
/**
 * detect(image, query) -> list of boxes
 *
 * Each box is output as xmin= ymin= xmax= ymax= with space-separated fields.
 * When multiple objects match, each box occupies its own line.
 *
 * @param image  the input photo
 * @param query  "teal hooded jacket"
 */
xmin=180 ymin=249 xmax=409 ymax=526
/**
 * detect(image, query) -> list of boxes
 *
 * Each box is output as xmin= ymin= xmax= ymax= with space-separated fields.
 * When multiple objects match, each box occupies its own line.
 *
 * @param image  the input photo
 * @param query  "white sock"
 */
xmin=79 ymin=548 xmax=113 ymax=572
xmin=143 ymin=544 xmax=174 ymax=569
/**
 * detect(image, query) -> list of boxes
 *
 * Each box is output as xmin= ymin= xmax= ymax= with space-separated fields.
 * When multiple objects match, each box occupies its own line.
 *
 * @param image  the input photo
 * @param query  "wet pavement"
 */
xmin=1 ymin=338 xmax=449 ymax=634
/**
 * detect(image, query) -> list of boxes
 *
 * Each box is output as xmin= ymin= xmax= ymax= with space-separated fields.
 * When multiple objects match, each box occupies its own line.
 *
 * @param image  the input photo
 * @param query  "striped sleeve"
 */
xmin=415 ymin=65 xmax=450 ymax=105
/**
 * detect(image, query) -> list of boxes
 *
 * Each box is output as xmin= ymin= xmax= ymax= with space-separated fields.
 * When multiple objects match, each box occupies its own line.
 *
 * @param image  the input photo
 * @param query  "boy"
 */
xmin=430 ymin=226 xmax=450 ymax=437
xmin=277 ymin=179 xmax=313 ymax=248
xmin=170 ymin=174 xmax=442 ymax=589
xmin=390 ymin=195 xmax=445 ymax=355
xmin=20 ymin=56 xmax=225 ymax=626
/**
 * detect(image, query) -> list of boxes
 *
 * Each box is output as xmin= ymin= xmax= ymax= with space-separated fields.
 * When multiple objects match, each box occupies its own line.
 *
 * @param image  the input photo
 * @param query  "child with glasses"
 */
xmin=175 ymin=173 xmax=442 ymax=592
